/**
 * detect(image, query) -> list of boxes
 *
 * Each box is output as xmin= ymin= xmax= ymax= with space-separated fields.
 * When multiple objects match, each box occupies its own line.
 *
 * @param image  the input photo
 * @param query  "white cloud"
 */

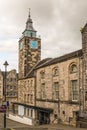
xmin=0 ymin=0 xmax=86 ymax=72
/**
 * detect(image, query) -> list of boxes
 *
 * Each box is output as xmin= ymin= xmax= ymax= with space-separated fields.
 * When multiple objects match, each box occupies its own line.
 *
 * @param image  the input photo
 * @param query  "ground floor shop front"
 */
xmin=11 ymin=102 xmax=53 ymax=125
xmin=10 ymin=101 xmax=80 ymax=127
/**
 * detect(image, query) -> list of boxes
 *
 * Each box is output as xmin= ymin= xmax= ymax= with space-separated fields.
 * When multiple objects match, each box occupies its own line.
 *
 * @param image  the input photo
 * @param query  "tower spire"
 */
xmin=29 ymin=8 xmax=31 ymax=18
xmin=25 ymin=8 xmax=36 ymax=31
xmin=22 ymin=9 xmax=37 ymax=38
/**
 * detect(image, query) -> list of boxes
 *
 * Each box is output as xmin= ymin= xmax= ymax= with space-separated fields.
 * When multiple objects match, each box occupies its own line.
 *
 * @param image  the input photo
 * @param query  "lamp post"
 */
xmin=3 ymin=61 xmax=9 ymax=128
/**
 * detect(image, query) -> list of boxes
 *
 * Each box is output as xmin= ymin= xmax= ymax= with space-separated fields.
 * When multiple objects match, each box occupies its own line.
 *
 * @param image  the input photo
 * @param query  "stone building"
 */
xmin=6 ymin=69 xmax=18 ymax=107
xmin=0 ymin=69 xmax=18 ymax=108
xmin=18 ymin=9 xmax=41 ymax=79
xmin=11 ymin=11 xmax=87 ymax=126
xmin=11 ymin=10 xmax=41 ymax=125
xmin=0 ymin=70 xmax=3 ymax=104
xmin=35 ymin=50 xmax=82 ymax=125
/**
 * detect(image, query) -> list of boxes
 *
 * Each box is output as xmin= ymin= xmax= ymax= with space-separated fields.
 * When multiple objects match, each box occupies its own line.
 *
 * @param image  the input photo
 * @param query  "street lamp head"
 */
xmin=3 ymin=61 xmax=9 ymax=67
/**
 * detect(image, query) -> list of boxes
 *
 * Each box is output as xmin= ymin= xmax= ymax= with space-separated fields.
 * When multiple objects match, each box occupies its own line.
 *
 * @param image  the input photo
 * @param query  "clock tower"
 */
xmin=18 ymin=10 xmax=41 ymax=78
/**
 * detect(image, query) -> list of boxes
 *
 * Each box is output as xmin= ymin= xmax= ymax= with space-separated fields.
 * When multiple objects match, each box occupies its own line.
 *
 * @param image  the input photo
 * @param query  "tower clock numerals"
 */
xmin=30 ymin=40 xmax=38 ymax=49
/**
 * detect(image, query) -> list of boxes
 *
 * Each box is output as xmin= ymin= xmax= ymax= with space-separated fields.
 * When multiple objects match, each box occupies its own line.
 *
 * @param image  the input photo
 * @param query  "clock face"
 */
xmin=30 ymin=40 xmax=38 ymax=49
xmin=19 ymin=41 xmax=24 ymax=50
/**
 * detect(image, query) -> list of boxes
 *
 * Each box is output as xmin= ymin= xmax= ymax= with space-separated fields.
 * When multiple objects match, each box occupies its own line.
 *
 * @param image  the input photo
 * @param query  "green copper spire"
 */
xmin=22 ymin=8 xmax=37 ymax=38
xmin=26 ymin=8 xmax=35 ymax=31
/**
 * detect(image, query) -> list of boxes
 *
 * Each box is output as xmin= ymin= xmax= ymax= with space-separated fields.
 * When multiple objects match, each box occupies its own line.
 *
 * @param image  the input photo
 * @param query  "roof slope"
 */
xmin=35 ymin=49 xmax=82 ymax=70
xmin=19 ymin=49 xmax=82 ymax=79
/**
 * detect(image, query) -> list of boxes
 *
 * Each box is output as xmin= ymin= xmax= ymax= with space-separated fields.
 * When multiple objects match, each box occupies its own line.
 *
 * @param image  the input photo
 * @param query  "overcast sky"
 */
xmin=0 ymin=0 xmax=87 ymax=71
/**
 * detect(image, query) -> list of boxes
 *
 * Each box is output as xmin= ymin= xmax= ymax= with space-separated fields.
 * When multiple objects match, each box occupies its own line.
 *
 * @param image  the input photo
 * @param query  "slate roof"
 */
xmin=26 ymin=58 xmax=52 ymax=78
xmin=19 ymin=49 xmax=82 ymax=79
xmin=35 ymin=49 xmax=82 ymax=70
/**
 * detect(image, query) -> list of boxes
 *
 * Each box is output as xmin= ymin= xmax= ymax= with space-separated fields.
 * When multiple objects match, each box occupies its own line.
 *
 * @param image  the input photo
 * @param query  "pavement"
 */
xmin=39 ymin=124 xmax=87 ymax=130
xmin=0 ymin=113 xmax=29 ymax=128
xmin=0 ymin=113 xmax=86 ymax=130
xmin=0 ymin=120 xmax=87 ymax=130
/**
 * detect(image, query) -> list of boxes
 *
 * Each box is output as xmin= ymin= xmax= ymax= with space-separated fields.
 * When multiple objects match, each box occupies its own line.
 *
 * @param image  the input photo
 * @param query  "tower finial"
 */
xmin=29 ymin=8 xmax=31 ymax=18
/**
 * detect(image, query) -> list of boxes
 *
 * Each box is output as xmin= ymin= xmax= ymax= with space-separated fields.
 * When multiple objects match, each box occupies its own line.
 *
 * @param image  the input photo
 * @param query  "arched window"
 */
xmin=70 ymin=64 xmax=77 ymax=73
xmin=40 ymin=71 xmax=45 ymax=79
xmin=53 ymin=67 xmax=59 ymax=76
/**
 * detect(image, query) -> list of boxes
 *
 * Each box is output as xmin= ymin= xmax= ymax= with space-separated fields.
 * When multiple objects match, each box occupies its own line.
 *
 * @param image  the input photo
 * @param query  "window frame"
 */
xmin=70 ymin=64 xmax=77 ymax=74
xmin=52 ymin=67 xmax=59 ymax=77
xmin=70 ymin=80 xmax=78 ymax=101
xmin=54 ymin=82 xmax=59 ymax=100
xmin=41 ymin=83 xmax=46 ymax=99
xmin=40 ymin=71 xmax=45 ymax=79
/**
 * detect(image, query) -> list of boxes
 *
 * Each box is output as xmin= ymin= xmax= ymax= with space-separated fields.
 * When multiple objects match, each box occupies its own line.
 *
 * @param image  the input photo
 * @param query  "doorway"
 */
xmin=38 ymin=111 xmax=50 ymax=125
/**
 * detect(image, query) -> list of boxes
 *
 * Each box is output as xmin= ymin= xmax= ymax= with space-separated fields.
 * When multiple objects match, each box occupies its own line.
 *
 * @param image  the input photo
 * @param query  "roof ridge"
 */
xmin=35 ymin=58 xmax=53 ymax=69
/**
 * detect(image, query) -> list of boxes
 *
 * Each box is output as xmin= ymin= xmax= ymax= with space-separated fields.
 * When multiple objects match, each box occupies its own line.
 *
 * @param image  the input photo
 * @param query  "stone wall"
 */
xmin=36 ymin=57 xmax=82 ymax=125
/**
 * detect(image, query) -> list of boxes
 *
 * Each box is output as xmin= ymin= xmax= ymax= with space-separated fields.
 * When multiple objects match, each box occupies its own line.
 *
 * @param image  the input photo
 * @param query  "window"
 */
xmin=53 ymin=67 xmax=59 ymax=76
xmin=24 ymin=94 xmax=26 ymax=102
xmin=30 ymin=94 xmax=33 ymax=104
xmin=10 ymin=93 xmax=12 ymax=96
xmin=27 ymin=109 xmax=29 ymax=116
xmin=24 ymin=60 xmax=26 ymax=64
xmin=10 ymin=86 xmax=12 ymax=89
xmin=54 ymin=114 xmax=57 ymax=119
xmin=70 ymin=80 xmax=78 ymax=101
xmin=54 ymin=82 xmax=59 ymax=100
xmin=41 ymin=83 xmax=46 ymax=99
xmin=28 ymin=80 xmax=30 ymax=86
xmin=30 ymin=33 xmax=32 ymax=37
xmin=27 ymin=94 xmax=29 ymax=103
xmin=14 ymin=86 xmax=16 ymax=90
xmin=24 ymin=107 xmax=26 ymax=116
xmin=30 ymin=80 xmax=33 ymax=87
xmin=70 ymin=64 xmax=77 ymax=73
xmin=85 ymin=91 xmax=87 ymax=101
xmin=30 ymin=109 xmax=33 ymax=118
xmin=40 ymin=71 xmax=45 ymax=79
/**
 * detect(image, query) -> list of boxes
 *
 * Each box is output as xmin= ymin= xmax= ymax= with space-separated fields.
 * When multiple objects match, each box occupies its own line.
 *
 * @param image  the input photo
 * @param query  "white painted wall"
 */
xmin=10 ymin=105 xmax=36 ymax=125
xmin=8 ymin=114 xmax=33 ymax=125
xmin=18 ymin=105 xmax=24 ymax=116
